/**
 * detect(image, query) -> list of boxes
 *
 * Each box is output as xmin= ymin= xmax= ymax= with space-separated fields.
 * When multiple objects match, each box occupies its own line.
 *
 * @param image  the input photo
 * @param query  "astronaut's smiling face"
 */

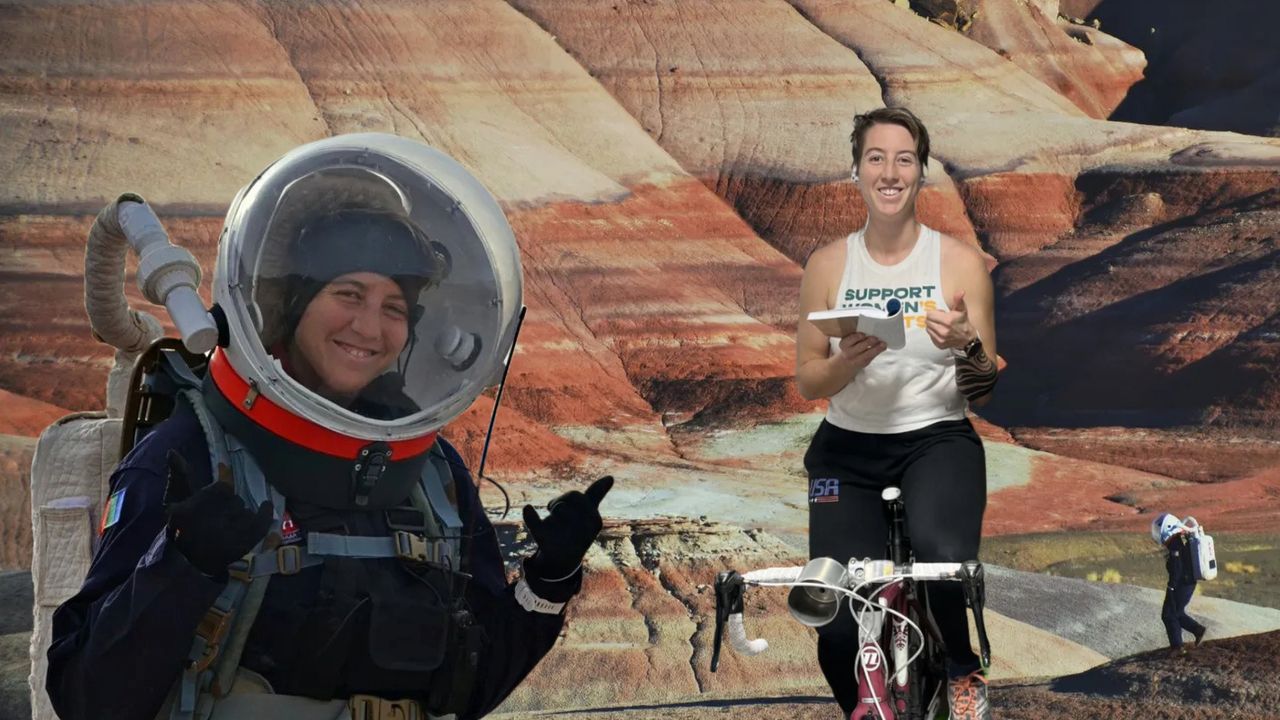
xmin=287 ymin=272 xmax=410 ymax=403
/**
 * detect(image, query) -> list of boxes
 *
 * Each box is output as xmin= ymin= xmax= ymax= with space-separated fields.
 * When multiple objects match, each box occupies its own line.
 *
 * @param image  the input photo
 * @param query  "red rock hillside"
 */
xmin=1 ymin=0 xmax=1277 ymax=572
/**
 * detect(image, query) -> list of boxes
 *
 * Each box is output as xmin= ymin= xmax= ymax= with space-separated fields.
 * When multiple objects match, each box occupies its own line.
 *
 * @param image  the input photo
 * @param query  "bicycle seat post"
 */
xmin=881 ymin=486 xmax=909 ymax=566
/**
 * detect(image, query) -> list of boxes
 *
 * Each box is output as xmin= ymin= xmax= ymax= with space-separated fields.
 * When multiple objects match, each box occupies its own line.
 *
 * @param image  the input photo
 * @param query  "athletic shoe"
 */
xmin=1193 ymin=627 xmax=1206 ymax=647
xmin=947 ymin=669 xmax=991 ymax=720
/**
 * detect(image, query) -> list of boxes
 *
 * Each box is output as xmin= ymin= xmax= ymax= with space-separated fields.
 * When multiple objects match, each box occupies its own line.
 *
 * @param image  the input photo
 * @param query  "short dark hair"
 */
xmin=850 ymin=107 xmax=930 ymax=168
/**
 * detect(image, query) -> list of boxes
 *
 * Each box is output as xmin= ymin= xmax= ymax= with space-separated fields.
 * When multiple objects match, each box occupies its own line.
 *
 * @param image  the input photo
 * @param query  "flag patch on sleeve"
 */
xmin=100 ymin=489 xmax=126 ymax=534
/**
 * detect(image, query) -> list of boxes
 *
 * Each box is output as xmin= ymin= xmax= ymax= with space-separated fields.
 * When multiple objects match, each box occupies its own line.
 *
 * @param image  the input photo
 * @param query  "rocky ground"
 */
xmin=8 ymin=520 xmax=1280 ymax=719
xmin=501 ymin=633 xmax=1280 ymax=720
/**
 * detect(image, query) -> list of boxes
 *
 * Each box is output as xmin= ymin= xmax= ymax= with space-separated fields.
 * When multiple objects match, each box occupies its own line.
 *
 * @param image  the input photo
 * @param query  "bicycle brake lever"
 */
xmin=711 ymin=570 xmax=745 ymax=672
xmin=960 ymin=560 xmax=991 ymax=668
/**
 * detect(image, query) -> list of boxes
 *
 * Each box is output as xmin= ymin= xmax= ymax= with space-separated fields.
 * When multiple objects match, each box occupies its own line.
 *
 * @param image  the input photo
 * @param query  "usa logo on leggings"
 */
xmin=810 ymin=478 xmax=840 ymax=503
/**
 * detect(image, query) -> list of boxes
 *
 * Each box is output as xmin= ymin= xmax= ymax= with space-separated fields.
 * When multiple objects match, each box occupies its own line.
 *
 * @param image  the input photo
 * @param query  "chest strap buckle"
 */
xmin=190 ymin=605 xmax=235 ymax=672
xmin=275 ymin=544 xmax=304 ymax=574
xmin=394 ymin=530 xmax=444 ymax=567
xmin=349 ymin=694 xmax=424 ymax=720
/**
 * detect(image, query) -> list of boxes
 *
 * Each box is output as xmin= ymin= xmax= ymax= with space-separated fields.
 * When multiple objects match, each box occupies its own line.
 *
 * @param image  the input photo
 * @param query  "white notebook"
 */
xmin=806 ymin=298 xmax=906 ymax=349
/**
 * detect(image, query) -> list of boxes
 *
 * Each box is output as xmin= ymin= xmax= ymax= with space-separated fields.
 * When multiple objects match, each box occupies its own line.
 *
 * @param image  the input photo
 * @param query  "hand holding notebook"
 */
xmin=807 ymin=298 xmax=906 ymax=350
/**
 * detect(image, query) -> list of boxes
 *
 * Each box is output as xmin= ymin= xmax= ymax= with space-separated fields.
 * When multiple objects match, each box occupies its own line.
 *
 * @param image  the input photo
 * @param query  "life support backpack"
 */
xmin=30 ymin=340 xmax=472 ymax=720
xmin=28 ymin=410 xmax=120 ymax=720
xmin=29 ymin=338 xmax=149 ymax=720
xmin=1188 ymin=525 xmax=1217 ymax=582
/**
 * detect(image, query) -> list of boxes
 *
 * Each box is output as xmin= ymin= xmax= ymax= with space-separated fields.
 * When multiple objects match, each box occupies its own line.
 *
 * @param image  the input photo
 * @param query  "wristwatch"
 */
xmin=954 ymin=335 xmax=983 ymax=360
xmin=515 ymin=578 xmax=567 ymax=615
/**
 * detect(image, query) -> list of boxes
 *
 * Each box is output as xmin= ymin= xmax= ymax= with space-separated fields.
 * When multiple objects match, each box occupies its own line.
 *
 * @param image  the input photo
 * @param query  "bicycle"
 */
xmin=710 ymin=486 xmax=992 ymax=720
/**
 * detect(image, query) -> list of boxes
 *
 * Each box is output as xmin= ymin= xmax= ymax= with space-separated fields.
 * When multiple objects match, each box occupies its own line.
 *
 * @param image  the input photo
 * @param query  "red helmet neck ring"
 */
xmin=208 ymin=348 xmax=436 ymax=461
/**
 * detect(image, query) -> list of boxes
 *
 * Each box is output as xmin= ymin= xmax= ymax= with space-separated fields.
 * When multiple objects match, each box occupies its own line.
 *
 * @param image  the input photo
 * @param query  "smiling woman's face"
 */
xmin=287 ymin=271 xmax=411 ymax=403
xmin=856 ymin=122 xmax=924 ymax=220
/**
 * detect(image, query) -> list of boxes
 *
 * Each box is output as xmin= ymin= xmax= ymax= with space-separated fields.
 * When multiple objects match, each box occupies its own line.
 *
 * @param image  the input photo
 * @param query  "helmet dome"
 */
xmin=210 ymin=133 xmax=523 ymax=447
xmin=1151 ymin=513 xmax=1184 ymax=545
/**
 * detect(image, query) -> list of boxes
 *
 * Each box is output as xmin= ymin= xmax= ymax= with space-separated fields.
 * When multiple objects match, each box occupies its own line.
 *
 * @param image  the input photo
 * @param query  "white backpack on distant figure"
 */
xmin=1183 ymin=516 xmax=1217 ymax=582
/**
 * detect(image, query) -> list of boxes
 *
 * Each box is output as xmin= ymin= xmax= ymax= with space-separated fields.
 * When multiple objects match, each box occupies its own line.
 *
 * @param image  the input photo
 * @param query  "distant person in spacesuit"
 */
xmin=1152 ymin=512 xmax=1207 ymax=654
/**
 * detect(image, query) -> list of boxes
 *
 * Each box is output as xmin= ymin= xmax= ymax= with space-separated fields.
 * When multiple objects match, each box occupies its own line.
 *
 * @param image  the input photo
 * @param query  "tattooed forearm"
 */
xmin=955 ymin=346 xmax=998 ymax=401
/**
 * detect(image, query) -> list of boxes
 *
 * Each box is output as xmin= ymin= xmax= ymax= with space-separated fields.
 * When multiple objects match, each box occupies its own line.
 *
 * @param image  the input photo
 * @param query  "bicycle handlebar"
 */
xmin=742 ymin=560 xmax=965 ymax=585
xmin=710 ymin=558 xmax=991 ymax=671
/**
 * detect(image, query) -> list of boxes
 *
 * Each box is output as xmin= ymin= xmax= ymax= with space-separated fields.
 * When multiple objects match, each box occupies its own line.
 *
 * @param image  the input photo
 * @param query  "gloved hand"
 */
xmin=163 ymin=450 xmax=273 ymax=578
xmin=522 ymin=476 xmax=613 ymax=585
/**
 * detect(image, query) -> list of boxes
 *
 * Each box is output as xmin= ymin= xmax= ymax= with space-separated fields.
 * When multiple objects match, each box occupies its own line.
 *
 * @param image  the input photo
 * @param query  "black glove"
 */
xmin=522 ymin=476 xmax=613 ymax=586
xmin=163 ymin=450 xmax=273 ymax=579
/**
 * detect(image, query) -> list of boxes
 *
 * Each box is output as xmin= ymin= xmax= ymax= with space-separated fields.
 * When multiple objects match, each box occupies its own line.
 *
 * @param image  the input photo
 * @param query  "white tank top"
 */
xmin=824 ymin=224 xmax=966 ymax=434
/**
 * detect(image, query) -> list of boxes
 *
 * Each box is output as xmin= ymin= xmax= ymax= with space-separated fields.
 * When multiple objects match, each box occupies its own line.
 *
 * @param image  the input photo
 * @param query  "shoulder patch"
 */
xmin=100 ymin=489 xmax=127 ymax=534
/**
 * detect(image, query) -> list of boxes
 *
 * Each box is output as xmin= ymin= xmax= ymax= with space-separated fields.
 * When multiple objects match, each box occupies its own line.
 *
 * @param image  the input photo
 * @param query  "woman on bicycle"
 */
xmin=796 ymin=107 xmax=998 ymax=720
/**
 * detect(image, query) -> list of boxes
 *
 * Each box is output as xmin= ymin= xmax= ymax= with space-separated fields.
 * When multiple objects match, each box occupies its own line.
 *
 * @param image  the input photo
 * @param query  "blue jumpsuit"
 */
xmin=47 ymin=403 xmax=575 ymax=720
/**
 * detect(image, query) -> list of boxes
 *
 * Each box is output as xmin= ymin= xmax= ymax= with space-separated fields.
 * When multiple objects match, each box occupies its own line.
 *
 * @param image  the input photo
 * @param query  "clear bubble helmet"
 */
xmin=212 ymin=133 xmax=522 ymax=445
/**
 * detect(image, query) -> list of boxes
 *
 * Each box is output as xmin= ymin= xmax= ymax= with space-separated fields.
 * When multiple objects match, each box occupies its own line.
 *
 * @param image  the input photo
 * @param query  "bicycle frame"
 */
xmin=880 ymin=486 xmax=940 ymax=720
xmin=710 ymin=486 xmax=991 ymax=720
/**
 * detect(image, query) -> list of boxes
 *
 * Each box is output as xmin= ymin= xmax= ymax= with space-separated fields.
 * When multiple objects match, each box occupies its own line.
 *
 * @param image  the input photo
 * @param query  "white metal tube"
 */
xmin=164 ymin=286 xmax=218 ymax=354
xmin=117 ymin=200 xmax=217 ymax=353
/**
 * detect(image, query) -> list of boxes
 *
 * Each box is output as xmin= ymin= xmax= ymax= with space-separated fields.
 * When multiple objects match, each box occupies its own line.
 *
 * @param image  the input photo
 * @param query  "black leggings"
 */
xmin=805 ymin=418 xmax=986 ymax=713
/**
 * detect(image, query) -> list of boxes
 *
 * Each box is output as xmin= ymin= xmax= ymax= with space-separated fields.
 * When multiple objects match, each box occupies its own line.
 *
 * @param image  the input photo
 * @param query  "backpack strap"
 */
xmin=206 ymin=434 xmax=286 ymax=700
xmin=170 ymin=398 xmax=286 ymax=720
xmin=231 ymin=528 xmax=455 ymax=575
xmin=169 ymin=430 xmax=467 ymax=719
xmin=244 ymin=441 xmax=465 ymax=572
xmin=254 ymin=442 xmax=464 ymax=572
xmin=417 ymin=443 xmax=464 ymax=571
xmin=175 ymin=387 xmax=231 ymax=481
